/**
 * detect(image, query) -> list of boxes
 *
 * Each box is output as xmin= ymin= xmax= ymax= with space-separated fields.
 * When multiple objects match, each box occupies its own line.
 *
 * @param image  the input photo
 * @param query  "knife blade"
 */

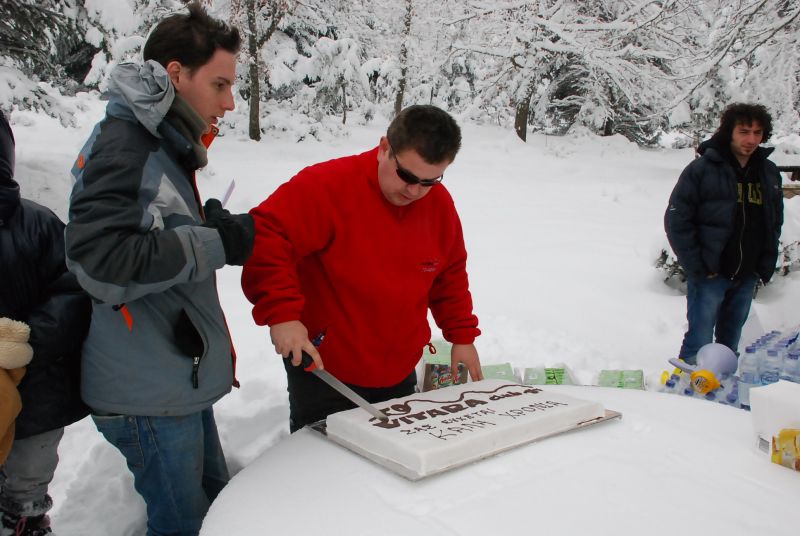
xmin=300 ymin=351 xmax=388 ymax=421
xmin=220 ymin=179 xmax=235 ymax=208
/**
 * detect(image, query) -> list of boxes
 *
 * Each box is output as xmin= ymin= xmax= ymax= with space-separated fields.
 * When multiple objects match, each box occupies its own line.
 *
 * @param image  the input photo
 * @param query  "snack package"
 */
xmin=420 ymin=341 xmax=467 ymax=391
xmin=481 ymin=363 xmax=517 ymax=381
xmin=771 ymin=429 xmax=800 ymax=472
xmin=422 ymin=362 xmax=467 ymax=391
xmin=598 ymin=369 xmax=645 ymax=390
xmin=750 ymin=381 xmax=800 ymax=464
xmin=522 ymin=366 xmax=576 ymax=385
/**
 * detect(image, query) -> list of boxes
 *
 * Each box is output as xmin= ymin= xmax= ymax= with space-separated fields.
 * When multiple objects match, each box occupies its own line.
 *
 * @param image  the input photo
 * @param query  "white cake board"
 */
xmin=309 ymin=409 xmax=622 ymax=481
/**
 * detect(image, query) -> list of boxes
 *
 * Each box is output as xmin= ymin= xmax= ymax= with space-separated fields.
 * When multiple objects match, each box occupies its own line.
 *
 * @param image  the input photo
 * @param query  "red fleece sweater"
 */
xmin=242 ymin=147 xmax=480 ymax=387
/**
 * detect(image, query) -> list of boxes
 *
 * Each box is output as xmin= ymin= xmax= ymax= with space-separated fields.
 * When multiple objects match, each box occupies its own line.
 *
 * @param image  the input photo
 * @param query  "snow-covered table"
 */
xmin=201 ymin=386 xmax=798 ymax=536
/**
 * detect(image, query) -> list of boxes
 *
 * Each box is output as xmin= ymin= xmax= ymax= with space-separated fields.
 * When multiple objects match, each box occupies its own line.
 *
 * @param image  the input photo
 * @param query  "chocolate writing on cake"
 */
xmin=369 ymin=385 xmax=570 ymax=440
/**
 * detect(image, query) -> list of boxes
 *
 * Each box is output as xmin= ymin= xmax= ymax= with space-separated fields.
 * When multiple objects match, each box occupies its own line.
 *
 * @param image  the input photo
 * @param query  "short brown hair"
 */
xmin=143 ymin=1 xmax=240 ymax=71
xmin=387 ymin=105 xmax=461 ymax=164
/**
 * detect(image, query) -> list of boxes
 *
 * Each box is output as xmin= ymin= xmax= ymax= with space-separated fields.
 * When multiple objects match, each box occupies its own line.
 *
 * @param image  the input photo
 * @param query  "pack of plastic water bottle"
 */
xmin=662 ymin=342 xmax=743 ymax=407
xmin=661 ymin=370 xmax=742 ymax=408
xmin=737 ymin=329 xmax=800 ymax=410
xmin=661 ymin=329 xmax=800 ymax=409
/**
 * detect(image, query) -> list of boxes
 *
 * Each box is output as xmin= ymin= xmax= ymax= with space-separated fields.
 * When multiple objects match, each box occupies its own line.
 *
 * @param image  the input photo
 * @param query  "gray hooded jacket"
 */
xmin=66 ymin=61 xmax=235 ymax=416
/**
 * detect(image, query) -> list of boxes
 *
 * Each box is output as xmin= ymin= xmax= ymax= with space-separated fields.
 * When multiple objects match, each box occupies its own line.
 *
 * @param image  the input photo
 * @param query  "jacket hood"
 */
xmin=0 ymin=111 xmax=18 ymax=224
xmin=0 ymin=176 xmax=20 ymax=225
xmin=108 ymin=60 xmax=175 ymax=138
xmin=697 ymin=134 xmax=725 ymax=157
xmin=697 ymin=133 xmax=774 ymax=163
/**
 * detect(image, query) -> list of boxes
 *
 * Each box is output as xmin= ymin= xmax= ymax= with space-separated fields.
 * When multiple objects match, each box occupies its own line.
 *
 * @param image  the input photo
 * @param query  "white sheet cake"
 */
xmin=325 ymin=379 xmax=606 ymax=479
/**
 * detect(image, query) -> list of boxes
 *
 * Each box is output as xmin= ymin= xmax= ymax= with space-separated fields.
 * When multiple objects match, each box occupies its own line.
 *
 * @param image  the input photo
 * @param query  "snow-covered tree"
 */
xmin=226 ymin=0 xmax=292 ymax=140
xmin=0 ymin=0 xmax=96 ymax=120
xmin=2 ymin=0 xmax=798 ymax=143
xmin=82 ymin=0 xmax=182 ymax=91
xmin=0 ymin=0 xmax=93 ymax=84
xmin=298 ymin=37 xmax=364 ymax=124
xmin=450 ymin=0 xmax=695 ymax=142
xmin=393 ymin=0 xmax=413 ymax=116
xmin=720 ymin=0 xmax=800 ymax=134
xmin=666 ymin=0 xmax=800 ymax=142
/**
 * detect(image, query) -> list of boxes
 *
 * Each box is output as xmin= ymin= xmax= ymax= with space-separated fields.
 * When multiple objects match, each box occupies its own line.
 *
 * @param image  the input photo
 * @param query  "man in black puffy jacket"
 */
xmin=665 ymin=103 xmax=783 ymax=365
xmin=0 ymin=111 xmax=91 ymax=536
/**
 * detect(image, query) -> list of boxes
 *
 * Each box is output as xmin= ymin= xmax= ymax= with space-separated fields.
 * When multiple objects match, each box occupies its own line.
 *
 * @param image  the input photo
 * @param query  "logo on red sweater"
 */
xmin=420 ymin=258 xmax=440 ymax=273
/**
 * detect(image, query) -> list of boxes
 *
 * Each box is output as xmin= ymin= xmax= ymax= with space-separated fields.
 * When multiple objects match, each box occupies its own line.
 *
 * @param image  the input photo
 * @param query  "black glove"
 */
xmin=202 ymin=199 xmax=255 ymax=266
xmin=203 ymin=198 xmax=229 ymax=221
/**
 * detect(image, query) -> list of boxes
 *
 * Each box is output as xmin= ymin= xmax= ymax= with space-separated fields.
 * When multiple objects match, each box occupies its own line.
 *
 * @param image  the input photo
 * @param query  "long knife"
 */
xmin=220 ymin=179 xmax=236 ymax=208
xmin=300 ymin=351 xmax=388 ymax=421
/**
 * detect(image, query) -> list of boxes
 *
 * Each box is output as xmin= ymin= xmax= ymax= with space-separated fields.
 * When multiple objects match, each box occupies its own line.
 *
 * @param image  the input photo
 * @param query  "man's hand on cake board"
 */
xmin=452 ymin=343 xmax=483 ymax=383
xmin=270 ymin=320 xmax=324 ymax=370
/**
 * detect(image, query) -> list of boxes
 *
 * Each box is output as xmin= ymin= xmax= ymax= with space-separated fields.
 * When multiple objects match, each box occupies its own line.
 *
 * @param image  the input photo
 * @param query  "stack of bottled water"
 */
xmin=661 ymin=371 xmax=740 ymax=408
xmin=662 ymin=329 xmax=800 ymax=409
xmin=737 ymin=328 xmax=800 ymax=410
xmin=737 ymin=345 xmax=760 ymax=410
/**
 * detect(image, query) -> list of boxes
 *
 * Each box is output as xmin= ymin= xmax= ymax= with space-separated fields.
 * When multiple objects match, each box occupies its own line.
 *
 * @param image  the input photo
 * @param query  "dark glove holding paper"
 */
xmin=202 ymin=198 xmax=255 ymax=266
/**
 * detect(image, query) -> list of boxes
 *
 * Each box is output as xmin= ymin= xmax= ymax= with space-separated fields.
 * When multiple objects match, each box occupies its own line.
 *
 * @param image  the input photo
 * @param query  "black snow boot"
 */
xmin=0 ymin=511 xmax=53 ymax=536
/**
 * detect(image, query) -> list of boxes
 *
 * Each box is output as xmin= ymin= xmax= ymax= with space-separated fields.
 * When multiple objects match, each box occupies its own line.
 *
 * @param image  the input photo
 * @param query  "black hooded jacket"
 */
xmin=664 ymin=135 xmax=783 ymax=283
xmin=0 ymin=112 xmax=91 ymax=438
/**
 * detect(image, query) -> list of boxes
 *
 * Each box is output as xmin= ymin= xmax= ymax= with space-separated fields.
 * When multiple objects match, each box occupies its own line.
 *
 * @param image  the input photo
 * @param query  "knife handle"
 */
xmin=300 ymin=350 xmax=317 ymax=372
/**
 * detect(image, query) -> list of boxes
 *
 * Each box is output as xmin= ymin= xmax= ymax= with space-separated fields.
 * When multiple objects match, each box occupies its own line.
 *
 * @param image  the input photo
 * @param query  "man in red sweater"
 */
xmin=242 ymin=105 xmax=482 ymax=431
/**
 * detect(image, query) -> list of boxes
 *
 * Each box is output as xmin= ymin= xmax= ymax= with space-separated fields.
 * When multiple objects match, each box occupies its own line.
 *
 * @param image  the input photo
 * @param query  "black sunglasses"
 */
xmin=388 ymin=142 xmax=444 ymax=187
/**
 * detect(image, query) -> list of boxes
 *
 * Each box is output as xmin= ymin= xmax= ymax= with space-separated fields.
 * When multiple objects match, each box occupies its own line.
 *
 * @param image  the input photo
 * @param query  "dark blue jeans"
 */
xmin=92 ymin=407 xmax=229 ymax=536
xmin=679 ymin=274 xmax=758 ymax=365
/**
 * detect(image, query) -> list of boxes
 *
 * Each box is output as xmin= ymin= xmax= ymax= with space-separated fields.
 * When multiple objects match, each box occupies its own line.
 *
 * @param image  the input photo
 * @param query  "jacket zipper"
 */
xmin=733 ymin=164 xmax=750 ymax=279
xmin=188 ymin=311 xmax=208 ymax=389
xmin=192 ymin=356 xmax=200 ymax=388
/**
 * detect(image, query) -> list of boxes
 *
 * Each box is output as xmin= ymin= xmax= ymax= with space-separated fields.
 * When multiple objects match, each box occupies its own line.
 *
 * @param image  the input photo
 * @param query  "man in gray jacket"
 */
xmin=65 ymin=3 xmax=253 ymax=534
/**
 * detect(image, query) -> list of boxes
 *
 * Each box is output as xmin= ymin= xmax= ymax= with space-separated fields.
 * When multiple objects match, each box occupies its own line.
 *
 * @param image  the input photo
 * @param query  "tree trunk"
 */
xmin=248 ymin=59 xmax=260 ymax=141
xmin=394 ymin=74 xmax=406 ymax=118
xmin=514 ymin=80 xmax=537 ymax=142
xmin=394 ymin=0 xmax=413 ymax=117
xmin=514 ymin=100 xmax=530 ymax=142
xmin=602 ymin=118 xmax=614 ymax=136
xmin=341 ymin=83 xmax=347 ymax=125
xmin=246 ymin=0 xmax=260 ymax=141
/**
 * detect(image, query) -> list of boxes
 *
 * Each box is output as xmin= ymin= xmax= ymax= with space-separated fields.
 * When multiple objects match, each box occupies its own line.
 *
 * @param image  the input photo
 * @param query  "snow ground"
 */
xmin=7 ymin=98 xmax=800 ymax=535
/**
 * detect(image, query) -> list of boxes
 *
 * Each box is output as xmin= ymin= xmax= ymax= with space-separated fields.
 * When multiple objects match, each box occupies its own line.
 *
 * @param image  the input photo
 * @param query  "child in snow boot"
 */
xmin=1 ymin=110 xmax=90 ymax=536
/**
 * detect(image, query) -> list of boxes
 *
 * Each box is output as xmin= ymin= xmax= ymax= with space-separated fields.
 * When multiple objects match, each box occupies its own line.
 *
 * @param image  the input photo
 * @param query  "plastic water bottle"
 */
xmin=715 ymin=374 xmax=733 ymax=405
xmin=717 ymin=376 xmax=739 ymax=407
xmin=788 ymin=330 xmax=800 ymax=350
xmin=760 ymin=348 xmax=783 ymax=385
xmin=726 ymin=380 xmax=739 ymax=407
xmin=737 ymin=345 xmax=761 ymax=410
xmin=663 ymin=378 xmax=678 ymax=394
xmin=779 ymin=350 xmax=800 ymax=383
xmin=674 ymin=372 xmax=695 ymax=397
